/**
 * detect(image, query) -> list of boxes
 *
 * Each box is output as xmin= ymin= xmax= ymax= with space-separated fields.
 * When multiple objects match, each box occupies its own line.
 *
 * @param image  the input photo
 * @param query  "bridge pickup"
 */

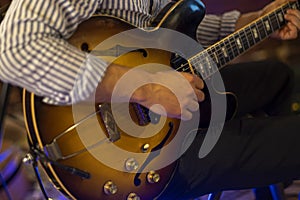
xmin=98 ymin=103 xmax=121 ymax=142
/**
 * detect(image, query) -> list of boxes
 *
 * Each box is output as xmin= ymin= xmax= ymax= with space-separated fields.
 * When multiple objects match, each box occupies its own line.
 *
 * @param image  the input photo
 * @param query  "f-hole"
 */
xmin=81 ymin=43 xmax=90 ymax=52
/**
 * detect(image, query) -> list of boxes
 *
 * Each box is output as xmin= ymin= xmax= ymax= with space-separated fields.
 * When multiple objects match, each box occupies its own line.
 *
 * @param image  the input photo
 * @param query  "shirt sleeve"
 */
xmin=196 ymin=10 xmax=241 ymax=48
xmin=0 ymin=0 xmax=107 ymax=105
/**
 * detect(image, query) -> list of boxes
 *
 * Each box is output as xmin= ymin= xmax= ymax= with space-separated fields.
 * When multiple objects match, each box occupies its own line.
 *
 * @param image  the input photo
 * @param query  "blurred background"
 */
xmin=0 ymin=0 xmax=300 ymax=199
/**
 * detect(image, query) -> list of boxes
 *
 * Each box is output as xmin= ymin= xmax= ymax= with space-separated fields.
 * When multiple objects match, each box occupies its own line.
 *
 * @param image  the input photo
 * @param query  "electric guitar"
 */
xmin=23 ymin=0 xmax=300 ymax=199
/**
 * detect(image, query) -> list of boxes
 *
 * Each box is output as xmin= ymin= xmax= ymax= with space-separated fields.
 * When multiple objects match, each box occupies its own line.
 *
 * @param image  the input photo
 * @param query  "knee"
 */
xmin=267 ymin=60 xmax=295 ymax=91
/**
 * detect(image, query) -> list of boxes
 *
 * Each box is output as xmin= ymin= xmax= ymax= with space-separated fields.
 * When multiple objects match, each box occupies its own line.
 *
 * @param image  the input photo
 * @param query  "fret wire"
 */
xmin=209 ymin=48 xmax=219 ymax=73
xmin=206 ymin=48 xmax=214 ymax=64
xmin=224 ymin=38 xmax=235 ymax=60
xmin=188 ymin=1 xmax=299 ymax=80
xmin=281 ymin=4 xmax=288 ymax=17
xmin=267 ymin=14 xmax=274 ymax=32
xmin=239 ymin=29 xmax=249 ymax=50
xmin=254 ymin=22 xmax=262 ymax=41
xmin=228 ymin=36 xmax=238 ymax=58
xmin=258 ymin=18 xmax=267 ymax=39
xmin=190 ymin=51 xmax=218 ymax=79
xmin=256 ymin=20 xmax=264 ymax=38
xmin=234 ymin=34 xmax=243 ymax=55
xmin=208 ymin=37 xmax=244 ymax=65
xmin=273 ymin=10 xmax=281 ymax=29
xmin=191 ymin=42 xmax=245 ymax=80
xmin=212 ymin=44 xmax=224 ymax=66
xmin=214 ymin=45 xmax=227 ymax=62
xmin=209 ymin=37 xmax=240 ymax=65
xmin=199 ymin=52 xmax=209 ymax=77
xmin=190 ymin=57 xmax=205 ymax=79
xmin=220 ymin=41 xmax=229 ymax=63
xmin=198 ymin=51 xmax=214 ymax=77
xmin=193 ymin=58 xmax=214 ymax=79
xmin=286 ymin=2 xmax=292 ymax=9
xmin=279 ymin=5 xmax=287 ymax=27
xmin=228 ymin=37 xmax=236 ymax=60
xmin=207 ymin=51 xmax=216 ymax=76
xmin=246 ymin=26 xmax=253 ymax=46
xmin=189 ymin=37 xmax=249 ymax=78
xmin=203 ymin=50 xmax=214 ymax=75
xmin=219 ymin=46 xmax=227 ymax=66
xmin=202 ymin=51 xmax=210 ymax=75
xmin=262 ymin=16 xmax=271 ymax=35
xmin=214 ymin=45 xmax=222 ymax=67
xmin=290 ymin=1 xmax=298 ymax=10
xmin=250 ymin=23 xmax=259 ymax=43
xmin=244 ymin=29 xmax=250 ymax=49
xmin=174 ymin=62 xmax=188 ymax=72
xmin=243 ymin=29 xmax=250 ymax=49
xmin=210 ymin=46 xmax=221 ymax=68
xmin=248 ymin=25 xmax=256 ymax=47
xmin=272 ymin=10 xmax=282 ymax=30
xmin=205 ymin=51 xmax=220 ymax=79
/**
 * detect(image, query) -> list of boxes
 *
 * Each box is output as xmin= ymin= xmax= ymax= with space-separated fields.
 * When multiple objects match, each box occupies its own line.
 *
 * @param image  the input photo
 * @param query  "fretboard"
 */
xmin=188 ymin=0 xmax=299 ymax=80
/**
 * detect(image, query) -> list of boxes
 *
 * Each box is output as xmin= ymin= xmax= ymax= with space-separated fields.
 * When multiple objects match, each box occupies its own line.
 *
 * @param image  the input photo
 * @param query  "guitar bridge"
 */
xmin=98 ymin=103 xmax=120 ymax=142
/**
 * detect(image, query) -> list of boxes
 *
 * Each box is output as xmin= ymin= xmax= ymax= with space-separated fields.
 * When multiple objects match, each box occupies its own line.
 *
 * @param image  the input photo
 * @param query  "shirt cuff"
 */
xmin=43 ymin=54 xmax=108 ymax=105
xmin=196 ymin=10 xmax=241 ymax=48
xmin=219 ymin=10 xmax=241 ymax=38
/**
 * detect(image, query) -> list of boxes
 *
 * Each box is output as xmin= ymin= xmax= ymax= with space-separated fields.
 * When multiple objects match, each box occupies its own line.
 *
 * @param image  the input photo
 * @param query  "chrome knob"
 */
xmin=125 ymin=158 xmax=139 ymax=171
xmin=103 ymin=180 xmax=117 ymax=195
xmin=147 ymin=170 xmax=160 ymax=183
xmin=127 ymin=192 xmax=141 ymax=200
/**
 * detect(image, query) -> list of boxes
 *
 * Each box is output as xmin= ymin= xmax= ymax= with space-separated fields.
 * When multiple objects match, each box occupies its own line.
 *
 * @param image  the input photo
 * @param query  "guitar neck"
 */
xmin=188 ymin=1 xmax=300 ymax=80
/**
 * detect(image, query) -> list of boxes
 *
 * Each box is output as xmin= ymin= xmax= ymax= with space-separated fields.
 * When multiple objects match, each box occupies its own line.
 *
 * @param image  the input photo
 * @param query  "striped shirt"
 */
xmin=0 ymin=0 xmax=240 ymax=105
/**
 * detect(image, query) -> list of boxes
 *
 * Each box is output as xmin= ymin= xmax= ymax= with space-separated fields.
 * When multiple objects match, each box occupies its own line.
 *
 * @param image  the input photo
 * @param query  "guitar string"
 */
xmin=44 ymin=108 xmax=111 ymax=160
xmin=185 ymin=1 xmax=297 ymax=79
xmin=45 ymin=102 xmax=160 ymax=161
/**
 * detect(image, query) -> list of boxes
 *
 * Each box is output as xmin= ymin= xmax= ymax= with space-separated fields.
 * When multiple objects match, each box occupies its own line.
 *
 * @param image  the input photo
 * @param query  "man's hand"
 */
xmin=95 ymin=64 xmax=205 ymax=120
xmin=132 ymin=71 xmax=205 ymax=120
xmin=261 ymin=0 xmax=300 ymax=40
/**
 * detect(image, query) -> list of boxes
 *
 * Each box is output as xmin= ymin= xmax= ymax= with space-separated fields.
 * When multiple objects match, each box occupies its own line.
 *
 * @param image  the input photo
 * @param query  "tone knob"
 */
xmin=147 ymin=170 xmax=160 ymax=183
xmin=127 ymin=192 xmax=141 ymax=200
xmin=125 ymin=158 xmax=139 ymax=171
xmin=103 ymin=180 xmax=118 ymax=195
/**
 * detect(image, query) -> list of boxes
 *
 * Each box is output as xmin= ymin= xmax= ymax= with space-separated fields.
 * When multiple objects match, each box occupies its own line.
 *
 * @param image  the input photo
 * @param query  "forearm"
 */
xmin=0 ymin=0 xmax=106 ymax=104
xmin=197 ymin=10 xmax=241 ymax=47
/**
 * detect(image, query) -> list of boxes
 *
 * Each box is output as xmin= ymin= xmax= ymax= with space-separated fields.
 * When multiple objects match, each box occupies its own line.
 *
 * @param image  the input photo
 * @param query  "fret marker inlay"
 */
xmin=236 ymin=38 xmax=242 ymax=49
xmin=264 ymin=20 xmax=271 ymax=31
xmin=206 ymin=57 xmax=212 ymax=69
xmin=213 ymin=52 xmax=218 ymax=63
xmin=252 ymin=28 xmax=258 ymax=38
xmin=278 ymin=13 xmax=284 ymax=22
xmin=221 ymin=47 xmax=228 ymax=57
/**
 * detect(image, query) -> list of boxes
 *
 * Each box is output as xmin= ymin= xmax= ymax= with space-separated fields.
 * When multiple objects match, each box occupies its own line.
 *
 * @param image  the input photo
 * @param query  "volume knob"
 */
xmin=147 ymin=170 xmax=160 ymax=183
xmin=103 ymin=180 xmax=118 ymax=195
xmin=127 ymin=192 xmax=141 ymax=200
xmin=125 ymin=158 xmax=139 ymax=171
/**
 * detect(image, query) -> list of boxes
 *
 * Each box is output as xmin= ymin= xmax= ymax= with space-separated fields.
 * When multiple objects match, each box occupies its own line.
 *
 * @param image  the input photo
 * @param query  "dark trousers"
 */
xmin=158 ymin=60 xmax=300 ymax=199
